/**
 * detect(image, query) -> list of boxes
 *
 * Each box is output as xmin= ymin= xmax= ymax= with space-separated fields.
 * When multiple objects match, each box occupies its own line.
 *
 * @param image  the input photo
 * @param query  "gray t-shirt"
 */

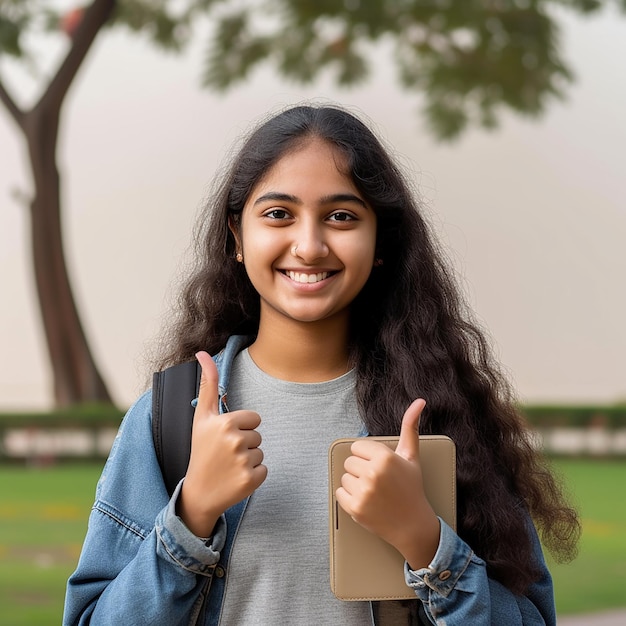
xmin=218 ymin=349 xmax=371 ymax=625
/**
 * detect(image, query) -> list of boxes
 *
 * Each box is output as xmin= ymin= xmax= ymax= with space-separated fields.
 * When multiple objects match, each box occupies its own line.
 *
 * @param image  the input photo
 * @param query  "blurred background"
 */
xmin=1 ymin=0 xmax=625 ymax=410
xmin=0 ymin=1 xmax=625 ymax=623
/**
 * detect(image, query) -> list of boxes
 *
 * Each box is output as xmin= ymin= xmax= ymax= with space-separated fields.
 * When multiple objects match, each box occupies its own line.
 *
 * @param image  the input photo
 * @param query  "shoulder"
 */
xmin=109 ymin=389 xmax=154 ymax=456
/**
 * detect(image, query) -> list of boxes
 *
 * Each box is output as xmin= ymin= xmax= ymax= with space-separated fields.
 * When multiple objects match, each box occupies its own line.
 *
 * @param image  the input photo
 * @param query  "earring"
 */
xmin=374 ymin=258 xmax=383 ymax=267
xmin=236 ymin=252 xmax=243 ymax=263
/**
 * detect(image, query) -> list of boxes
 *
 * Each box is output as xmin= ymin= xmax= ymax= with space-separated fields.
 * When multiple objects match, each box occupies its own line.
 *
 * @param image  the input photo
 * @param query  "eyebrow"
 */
xmin=252 ymin=192 xmax=367 ymax=209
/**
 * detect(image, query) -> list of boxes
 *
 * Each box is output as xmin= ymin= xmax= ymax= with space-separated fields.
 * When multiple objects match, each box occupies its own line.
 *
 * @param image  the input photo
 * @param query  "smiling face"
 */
xmin=234 ymin=138 xmax=377 ymax=332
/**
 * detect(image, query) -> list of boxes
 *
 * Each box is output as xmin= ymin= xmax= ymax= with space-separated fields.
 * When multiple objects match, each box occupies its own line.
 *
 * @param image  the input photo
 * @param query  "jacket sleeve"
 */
xmin=63 ymin=391 xmax=227 ymax=626
xmin=404 ymin=518 xmax=556 ymax=626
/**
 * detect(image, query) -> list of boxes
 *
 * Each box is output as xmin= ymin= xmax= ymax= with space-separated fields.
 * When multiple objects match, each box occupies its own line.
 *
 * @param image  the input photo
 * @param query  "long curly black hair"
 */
xmin=157 ymin=104 xmax=579 ymax=593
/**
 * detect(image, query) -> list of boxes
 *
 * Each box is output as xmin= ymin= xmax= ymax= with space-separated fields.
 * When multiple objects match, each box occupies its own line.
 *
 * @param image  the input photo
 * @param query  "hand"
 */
xmin=335 ymin=399 xmax=440 ymax=570
xmin=177 ymin=351 xmax=267 ymax=538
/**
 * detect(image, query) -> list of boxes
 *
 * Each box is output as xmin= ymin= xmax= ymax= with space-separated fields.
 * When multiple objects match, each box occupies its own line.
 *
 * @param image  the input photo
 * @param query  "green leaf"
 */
xmin=0 ymin=15 xmax=23 ymax=57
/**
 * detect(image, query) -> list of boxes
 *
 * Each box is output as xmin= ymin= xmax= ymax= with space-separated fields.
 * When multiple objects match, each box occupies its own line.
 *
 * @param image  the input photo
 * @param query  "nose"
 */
xmin=291 ymin=220 xmax=329 ymax=262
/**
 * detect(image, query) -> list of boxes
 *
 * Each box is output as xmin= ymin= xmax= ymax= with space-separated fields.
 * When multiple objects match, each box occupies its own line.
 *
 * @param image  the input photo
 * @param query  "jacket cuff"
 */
xmin=404 ymin=518 xmax=481 ymax=599
xmin=154 ymin=479 xmax=227 ymax=576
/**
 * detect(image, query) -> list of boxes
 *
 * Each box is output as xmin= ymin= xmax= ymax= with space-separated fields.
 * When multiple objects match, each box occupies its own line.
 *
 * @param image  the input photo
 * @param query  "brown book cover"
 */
xmin=329 ymin=435 xmax=456 ymax=601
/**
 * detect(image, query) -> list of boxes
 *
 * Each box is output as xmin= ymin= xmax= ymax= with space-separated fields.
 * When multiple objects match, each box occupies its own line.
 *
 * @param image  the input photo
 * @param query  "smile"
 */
xmin=284 ymin=270 xmax=331 ymax=284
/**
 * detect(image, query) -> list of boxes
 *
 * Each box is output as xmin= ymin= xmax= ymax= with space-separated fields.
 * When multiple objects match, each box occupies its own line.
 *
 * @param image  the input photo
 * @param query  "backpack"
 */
xmin=152 ymin=360 xmax=200 ymax=496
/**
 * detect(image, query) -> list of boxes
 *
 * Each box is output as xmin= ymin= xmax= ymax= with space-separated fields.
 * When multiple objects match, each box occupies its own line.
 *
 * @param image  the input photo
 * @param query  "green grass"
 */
xmin=0 ymin=460 xmax=624 ymax=624
xmin=548 ymin=459 xmax=626 ymax=616
xmin=0 ymin=463 xmax=103 ymax=626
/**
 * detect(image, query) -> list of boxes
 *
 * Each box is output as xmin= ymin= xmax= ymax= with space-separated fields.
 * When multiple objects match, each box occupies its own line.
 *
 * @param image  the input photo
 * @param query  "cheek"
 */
xmin=344 ymin=233 xmax=376 ymax=265
xmin=241 ymin=227 xmax=280 ymax=257
xmin=241 ymin=235 xmax=286 ymax=285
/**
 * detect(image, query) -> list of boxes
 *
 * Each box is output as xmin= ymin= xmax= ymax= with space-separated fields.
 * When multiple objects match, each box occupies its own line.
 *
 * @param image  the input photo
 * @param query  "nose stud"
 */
xmin=291 ymin=245 xmax=298 ymax=256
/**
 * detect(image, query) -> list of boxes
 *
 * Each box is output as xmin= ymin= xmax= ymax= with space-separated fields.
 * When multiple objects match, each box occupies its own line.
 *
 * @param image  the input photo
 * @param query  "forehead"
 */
xmin=247 ymin=139 xmax=356 ymax=198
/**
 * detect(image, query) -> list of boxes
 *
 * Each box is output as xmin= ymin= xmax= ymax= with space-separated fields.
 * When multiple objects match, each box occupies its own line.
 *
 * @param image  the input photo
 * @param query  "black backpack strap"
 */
xmin=152 ymin=360 xmax=201 ymax=496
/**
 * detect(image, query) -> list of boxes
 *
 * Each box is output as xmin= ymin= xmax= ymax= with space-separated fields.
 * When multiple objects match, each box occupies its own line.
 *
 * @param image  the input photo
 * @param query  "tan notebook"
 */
xmin=328 ymin=435 xmax=456 ymax=601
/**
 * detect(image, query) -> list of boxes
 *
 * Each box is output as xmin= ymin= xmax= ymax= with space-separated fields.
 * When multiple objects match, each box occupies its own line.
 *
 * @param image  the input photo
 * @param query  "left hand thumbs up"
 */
xmin=336 ymin=397 xmax=439 ymax=569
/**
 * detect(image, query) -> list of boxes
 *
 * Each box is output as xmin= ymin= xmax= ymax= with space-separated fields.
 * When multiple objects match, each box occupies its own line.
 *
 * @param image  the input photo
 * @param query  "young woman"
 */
xmin=64 ymin=104 xmax=579 ymax=625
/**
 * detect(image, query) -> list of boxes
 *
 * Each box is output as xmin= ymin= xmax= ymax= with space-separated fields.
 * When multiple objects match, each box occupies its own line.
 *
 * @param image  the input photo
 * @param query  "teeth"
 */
xmin=286 ymin=271 xmax=330 ymax=284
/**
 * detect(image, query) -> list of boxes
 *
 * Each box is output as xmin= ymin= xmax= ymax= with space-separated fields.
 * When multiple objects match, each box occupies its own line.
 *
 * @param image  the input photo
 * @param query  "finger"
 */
xmin=343 ymin=454 xmax=369 ymax=478
xmin=335 ymin=486 xmax=353 ymax=515
xmin=232 ymin=410 xmax=262 ymax=431
xmin=339 ymin=472 xmax=360 ymax=495
xmin=251 ymin=463 xmax=268 ymax=488
xmin=350 ymin=438 xmax=387 ymax=460
xmin=240 ymin=429 xmax=262 ymax=450
xmin=395 ymin=398 xmax=426 ymax=462
xmin=195 ymin=351 xmax=220 ymax=417
xmin=247 ymin=447 xmax=264 ymax=468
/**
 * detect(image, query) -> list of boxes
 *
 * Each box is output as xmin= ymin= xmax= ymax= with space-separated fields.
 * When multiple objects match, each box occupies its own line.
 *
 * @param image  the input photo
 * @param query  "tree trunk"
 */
xmin=25 ymin=106 xmax=113 ymax=407
xmin=0 ymin=0 xmax=117 ymax=407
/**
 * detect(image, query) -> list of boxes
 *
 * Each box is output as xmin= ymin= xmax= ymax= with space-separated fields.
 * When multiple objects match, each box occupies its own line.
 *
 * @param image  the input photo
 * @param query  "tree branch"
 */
xmin=0 ymin=77 xmax=25 ymax=128
xmin=37 ymin=0 xmax=116 ymax=115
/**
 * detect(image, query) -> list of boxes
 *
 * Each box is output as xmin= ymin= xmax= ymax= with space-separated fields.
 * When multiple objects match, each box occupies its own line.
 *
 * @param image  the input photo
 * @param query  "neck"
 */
xmin=249 ymin=314 xmax=351 ymax=383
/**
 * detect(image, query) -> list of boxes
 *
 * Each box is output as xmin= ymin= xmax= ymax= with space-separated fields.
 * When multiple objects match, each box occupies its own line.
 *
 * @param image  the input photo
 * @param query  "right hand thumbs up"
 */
xmin=195 ymin=350 xmax=221 ymax=418
xmin=176 ymin=351 xmax=267 ymax=538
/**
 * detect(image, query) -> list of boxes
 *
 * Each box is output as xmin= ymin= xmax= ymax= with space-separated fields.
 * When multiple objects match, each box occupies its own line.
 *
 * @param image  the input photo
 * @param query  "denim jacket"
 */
xmin=64 ymin=335 xmax=556 ymax=626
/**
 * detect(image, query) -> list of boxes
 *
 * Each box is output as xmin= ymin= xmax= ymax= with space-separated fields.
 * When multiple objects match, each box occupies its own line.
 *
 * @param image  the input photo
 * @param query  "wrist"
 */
xmin=398 ymin=508 xmax=441 ymax=571
xmin=176 ymin=482 xmax=220 ymax=538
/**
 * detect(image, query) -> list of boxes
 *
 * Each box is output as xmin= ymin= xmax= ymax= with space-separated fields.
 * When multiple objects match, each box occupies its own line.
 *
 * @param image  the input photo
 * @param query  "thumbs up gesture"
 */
xmin=335 ymin=399 xmax=440 ymax=570
xmin=177 ymin=351 xmax=267 ymax=538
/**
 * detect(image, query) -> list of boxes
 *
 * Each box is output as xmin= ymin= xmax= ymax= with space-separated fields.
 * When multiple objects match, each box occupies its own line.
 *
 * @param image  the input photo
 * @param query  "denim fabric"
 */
xmin=406 ymin=520 xmax=556 ymax=625
xmin=64 ymin=335 xmax=556 ymax=625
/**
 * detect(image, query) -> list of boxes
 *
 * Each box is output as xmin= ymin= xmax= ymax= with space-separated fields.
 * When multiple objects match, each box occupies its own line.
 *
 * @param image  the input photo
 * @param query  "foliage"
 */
xmin=2 ymin=404 xmax=625 ymax=428
xmin=521 ymin=404 xmax=626 ymax=428
xmin=0 ymin=404 xmax=124 ymax=427
xmin=0 ymin=0 xmax=625 ymax=139
xmin=197 ymin=0 xmax=626 ymax=138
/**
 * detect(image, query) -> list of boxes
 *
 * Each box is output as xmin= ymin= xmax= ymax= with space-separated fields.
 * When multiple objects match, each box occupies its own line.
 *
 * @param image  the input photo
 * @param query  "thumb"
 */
xmin=394 ymin=398 xmax=426 ymax=462
xmin=195 ymin=351 xmax=220 ymax=417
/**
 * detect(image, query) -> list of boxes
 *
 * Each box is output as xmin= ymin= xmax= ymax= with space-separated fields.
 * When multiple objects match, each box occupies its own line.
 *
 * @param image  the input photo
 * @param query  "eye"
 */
xmin=264 ymin=209 xmax=291 ymax=220
xmin=327 ymin=211 xmax=356 ymax=222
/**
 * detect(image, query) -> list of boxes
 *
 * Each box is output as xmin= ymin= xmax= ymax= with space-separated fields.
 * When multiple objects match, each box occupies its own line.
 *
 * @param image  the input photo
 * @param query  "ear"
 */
xmin=228 ymin=214 xmax=242 ymax=254
xmin=373 ymin=244 xmax=383 ymax=267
